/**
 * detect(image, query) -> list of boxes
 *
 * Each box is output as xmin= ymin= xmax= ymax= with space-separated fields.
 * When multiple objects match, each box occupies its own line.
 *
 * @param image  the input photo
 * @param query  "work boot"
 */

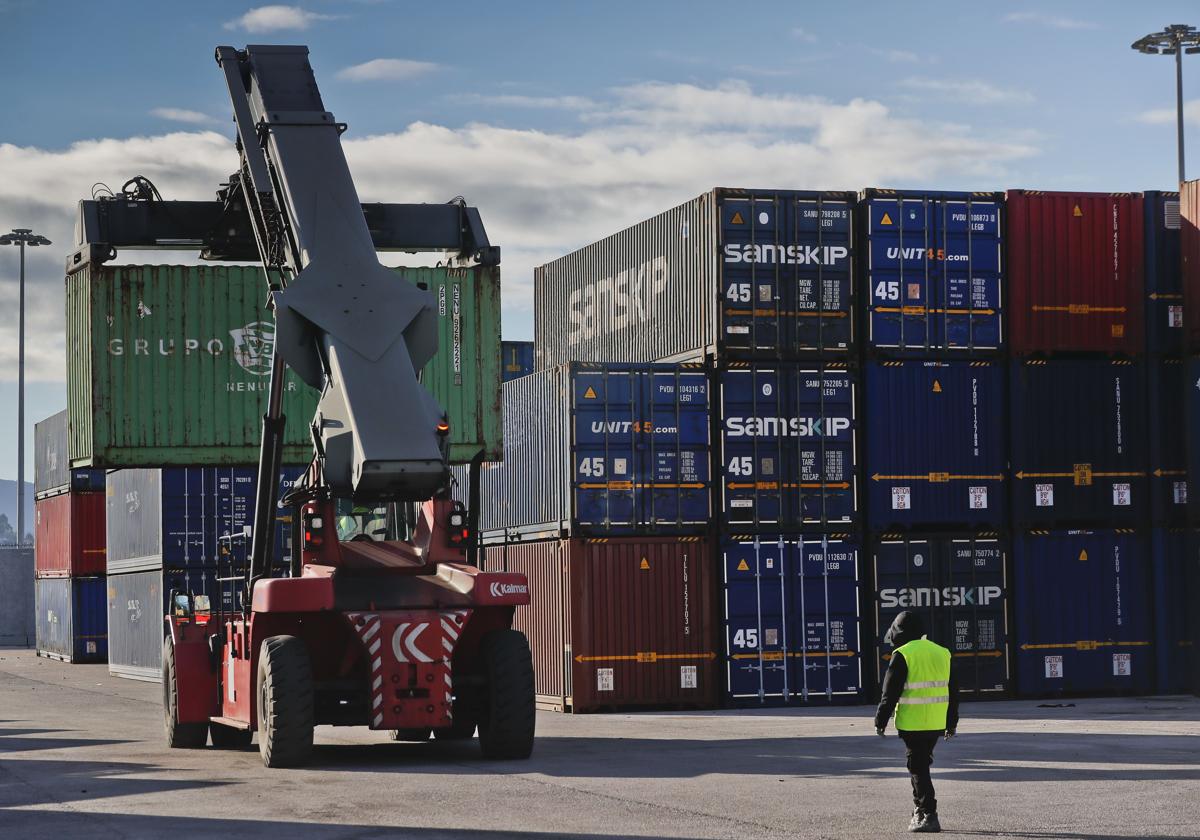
xmin=911 ymin=811 xmax=942 ymax=833
xmin=907 ymin=810 xmax=923 ymax=832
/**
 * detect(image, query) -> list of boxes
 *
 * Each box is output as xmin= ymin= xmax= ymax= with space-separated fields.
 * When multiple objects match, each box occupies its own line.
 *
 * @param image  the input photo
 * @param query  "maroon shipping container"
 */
xmin=1007 ymin=190 xmax=1144 ymax=355
xmin=481 ymin=536 xmax=719 ymax=713
xmin=34 ymin=493 xmax=106 ymax=578
xmin=1180 ymin=180 xmax=1200 ymax=352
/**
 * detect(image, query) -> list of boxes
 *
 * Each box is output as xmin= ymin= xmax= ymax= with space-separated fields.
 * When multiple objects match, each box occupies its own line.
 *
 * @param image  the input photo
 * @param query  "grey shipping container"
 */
xmin=0 ymin=548 xmax=35 ymax=646
xmin=35 ymin=576 xmax=107 ymax=663
xmin=535 ymin=188 xmax=856 ymax=368
xmin=35 ymin=411 xmax=104 ymax=498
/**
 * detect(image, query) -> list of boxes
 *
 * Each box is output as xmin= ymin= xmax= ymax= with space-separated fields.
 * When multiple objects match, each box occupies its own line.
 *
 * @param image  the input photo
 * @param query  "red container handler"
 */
xmin=34 ymin=492 xmax=106 ymax=577
xmin=1180 ymin=179 xmax=1200 ymax=352
xmin=1007 ymin=190 xmax=1144 ymax=355
xmin=481 ymin=536 xmax=719 ymax=713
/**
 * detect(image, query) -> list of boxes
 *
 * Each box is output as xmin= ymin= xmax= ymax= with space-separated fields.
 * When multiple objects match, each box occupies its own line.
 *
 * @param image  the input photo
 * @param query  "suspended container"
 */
xmin=534 ymin=188 xmax=856 ymax=367
xmin=1013 ymin=528 xmax=1153 ymax=696
xmin=34 ymin=576 xmax=107 ymax=663
xmin=717 ymin=362 xmax=858 ymax=531
xmin=1007 ymin=191 xmax=1144 ymax=356
xmin=1010 ymin=359 xmax=1147 ymax=526
xmin=722 ymin=534 xmax=862 ymax=705
xmin=864 ymin=360 xmax=1006 ymax=530
xmin=474 ymin=363 xmax=711 ymax=538
xmin=871 ymin=533 xmax=1009 ymax=697
xmin=1147 ymin=359 xmax=1187 ymax=525
xmin=1143 ymin=190 xmax=1183 ymax=356
xmin=34 ymin=492 xmax=106 ymax=578
xmin=860 ymin=189 xmax=1003 ymax=356
xmin=501 ymin=340 xmax=535 ymax=382
xmin=480 ymin=536 xmax=719 ymax=713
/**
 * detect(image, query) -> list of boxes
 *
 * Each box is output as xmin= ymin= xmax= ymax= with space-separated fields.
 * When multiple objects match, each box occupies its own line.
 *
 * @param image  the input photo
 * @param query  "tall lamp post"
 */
xmin=1132 ymin=24 xmax=1200 ymax=184
xmin=0 ymin=228 xmax=51 ymax=547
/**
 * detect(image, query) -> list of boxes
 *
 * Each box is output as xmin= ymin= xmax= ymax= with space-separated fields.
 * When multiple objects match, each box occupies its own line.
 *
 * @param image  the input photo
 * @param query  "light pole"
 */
xmin=1132 ymin=24 xmax=1200 ymax=184
xmin=0 ymin=228 xmax=51 ymax=547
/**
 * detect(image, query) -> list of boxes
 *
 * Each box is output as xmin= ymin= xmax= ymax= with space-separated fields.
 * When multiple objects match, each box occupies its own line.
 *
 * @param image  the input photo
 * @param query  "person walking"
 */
xmin=874 ymin=610 xmax=959 ymax=833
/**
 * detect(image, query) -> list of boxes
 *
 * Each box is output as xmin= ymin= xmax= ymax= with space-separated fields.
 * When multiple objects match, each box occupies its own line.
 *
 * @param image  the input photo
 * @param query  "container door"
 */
xmin=791 ymin=536 xmax=861 ymax=700
xmin=935 ymin=197 xmax=1003 ymax=352
xmin=720 ymin=367 xmax=787 ymax=527
xmin=719 ymin=195 xmax=785 ymax=355
xmin=572 ymin=370 xmax=637 ymax=531
xmin=788 ymin=368 xmax=857 ymax=527
xmin=867 ymin=197 xmax=933 ymax=351
xmin=788 ymin=195 xmax=854 ymax=355
xmin=1148 ymin=360 xmax=1188 ymax=525
xmin=723 ymin=538 xmax=789 ymax=701
xmin=644 ymin=369 xmax=711 ymax=530
xmin=873 ymin=538 xmax=939 ymax=690
xmin=942 ymin=538 xmax=1008 ymax=694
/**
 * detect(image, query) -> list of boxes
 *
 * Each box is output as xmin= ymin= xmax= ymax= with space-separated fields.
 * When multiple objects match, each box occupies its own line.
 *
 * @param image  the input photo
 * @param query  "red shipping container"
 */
xmin=34 ymin=492 xmax=106 ymax=577
xmin=1180 ymin=179 xmax=1200 ymax=352
xmin=481 ymin=536 xmax=718 ymax=713
xmin=1007 ymin=190 xmax=1144 ymax=355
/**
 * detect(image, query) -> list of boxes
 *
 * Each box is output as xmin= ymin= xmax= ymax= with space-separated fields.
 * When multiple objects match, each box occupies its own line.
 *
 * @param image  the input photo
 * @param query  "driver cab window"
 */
xmin=333 ymin=501 xmax=409 ymax=542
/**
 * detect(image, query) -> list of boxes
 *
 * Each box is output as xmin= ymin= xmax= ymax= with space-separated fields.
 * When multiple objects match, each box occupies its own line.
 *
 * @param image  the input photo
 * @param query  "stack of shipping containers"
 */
xmin=1006 ymin=191 xmax=1155 ymax=696
xmin=859 ymin=190 xmax=1011 ymax=699
xmin=1178 ymin=181 xmax=1200 ymax=694
xmin=33 ymin=411 xmax=107 ymax=663
xmin=532 ymin=188 xmax=864 ymax=709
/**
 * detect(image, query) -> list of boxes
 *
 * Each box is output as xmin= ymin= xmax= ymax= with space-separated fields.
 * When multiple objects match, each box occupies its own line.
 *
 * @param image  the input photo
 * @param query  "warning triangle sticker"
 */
xmin=583 ymin=386 xmax=597 ymax=399
xmin=1073 ymin=205 xmax=1083 ymax=218
xmin=639 ymin=558 xmax=650 ymax=570
xmin=932 ymin=379 xmax=942 ymax=393
xmin=736 ymin=559 xmax=750 ymax=572
xmin=730 ymin=211 xmax=745 ymax=225
xmin=880 ymin=212 xmax=894 ymax=226
xmin=1078 ymin=549 xmax=1088 ymax=562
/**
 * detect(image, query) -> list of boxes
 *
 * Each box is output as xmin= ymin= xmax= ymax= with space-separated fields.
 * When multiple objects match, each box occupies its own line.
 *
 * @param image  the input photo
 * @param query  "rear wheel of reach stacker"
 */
xmin=257 ymin=635 xmax=314 ymax=768
xmin=163 ymin=637 xmax=209 ymax=749
xmin=477 ymin=630 xmax=536 ymax=760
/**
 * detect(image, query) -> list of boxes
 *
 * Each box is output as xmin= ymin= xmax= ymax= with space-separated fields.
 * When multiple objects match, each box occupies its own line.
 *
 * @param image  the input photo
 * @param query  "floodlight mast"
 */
xmin=1132 ymin=24 xmax=1200 ymax=183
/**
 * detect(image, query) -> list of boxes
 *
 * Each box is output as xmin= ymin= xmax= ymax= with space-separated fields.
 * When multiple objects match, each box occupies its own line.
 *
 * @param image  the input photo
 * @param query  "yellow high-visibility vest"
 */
xmin=894 ymin=638 xmax=951 ymax=732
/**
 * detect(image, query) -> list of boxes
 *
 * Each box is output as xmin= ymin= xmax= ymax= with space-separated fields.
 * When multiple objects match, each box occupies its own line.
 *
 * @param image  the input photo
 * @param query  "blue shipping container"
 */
xmin=501 ymin=340 xmax=535 ymax=382
xmin=1010 ymin=360 xmax=1147 ymax=526
xmin=1013 ymin=529 xmax=1154 ymax=696
xmin=1148 ymin=359 xmax=1188 ymax=524
xmin=35 ymin=576 xmax=107 ymax=663
xmin=1150 ymin=528 xmax=1195 ymax=693
xmin=723 ymin=535 xmax=861 ymax=703
xmin=106 ymin=465 xmax=303 ymax=574
xmin=865 ymin=361 xmax=1006 ymax=529
xmin=872 ymin=534 xmax=1009 ymax=696
xmin=476 ymin=363 xmax=710 ymax=537
xmin=1143 ymin=191 xmax=1184 ymax=356
xmin=719 ymin=363 xmax=857 ymax=530
xmin=861 ymin=190 xmax=1003 ymax=355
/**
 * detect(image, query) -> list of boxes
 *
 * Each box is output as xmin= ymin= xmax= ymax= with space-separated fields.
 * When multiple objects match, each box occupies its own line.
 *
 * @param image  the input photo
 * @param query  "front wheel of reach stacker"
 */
xmin=477 ymin=630 xmax=536 ymax=760
xmin=163 ymin=637 xmax=209 ymax=748
xmin=257 ymin=635 xmax=314 ymax=768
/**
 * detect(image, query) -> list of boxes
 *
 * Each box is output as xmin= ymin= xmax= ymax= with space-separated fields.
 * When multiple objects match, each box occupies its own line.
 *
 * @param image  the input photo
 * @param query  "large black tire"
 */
xmin=210 ymin=721 xmax=253 ymax=750
xmin=257 ymin=635 xmax=314 ymax=768
xmin=477 ymin=630 xmax=535 ymax=760
xmin=388 ymin=728 xmax=431 ymax=742
xmin=163 ymin=637 xmax=208 ymax=749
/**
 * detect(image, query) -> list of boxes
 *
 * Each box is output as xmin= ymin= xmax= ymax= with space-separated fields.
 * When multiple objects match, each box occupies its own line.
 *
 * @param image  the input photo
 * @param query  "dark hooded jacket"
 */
xmin=874 ymin=611 xmax=960 ymax=732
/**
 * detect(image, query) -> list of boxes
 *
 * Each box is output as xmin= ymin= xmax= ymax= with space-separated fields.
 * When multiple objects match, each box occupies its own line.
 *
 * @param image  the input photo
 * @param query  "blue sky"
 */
xmin=0 ymin=0 xmax=1196 ymax=480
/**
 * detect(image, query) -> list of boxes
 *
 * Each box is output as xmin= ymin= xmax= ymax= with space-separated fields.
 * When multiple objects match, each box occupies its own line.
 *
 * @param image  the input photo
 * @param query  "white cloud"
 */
xmin=1003 ymin=11 xmax=1098 ymax=30
xmin=0 ymin=81 xmax=1036 ymax=382
xmin=1137 ymin=99 xmax=1200 ymax=125
xmin=224 ymin=5 xmax=334 ymax=32
xmin=791 ymin=27 xmax=817 ymax=43
xmin=451 ymin=93 xmax=596 ymax=110
xmin=900 ymin=77 xmax=1034 ymax=105
xmin=150 ymin=107 xmax=216 ymax=125
xmin=336 ymin=58 xmax=438 ymax=82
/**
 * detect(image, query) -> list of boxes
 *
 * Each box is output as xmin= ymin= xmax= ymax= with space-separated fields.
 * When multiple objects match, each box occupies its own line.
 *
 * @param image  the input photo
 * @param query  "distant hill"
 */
xmin=0 ymin=480 xmax=34 ymax=544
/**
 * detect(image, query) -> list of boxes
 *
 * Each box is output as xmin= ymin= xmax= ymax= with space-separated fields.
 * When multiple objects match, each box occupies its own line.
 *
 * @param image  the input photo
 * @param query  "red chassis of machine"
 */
xmin=163 ymin=495 xmax=535 ymax=767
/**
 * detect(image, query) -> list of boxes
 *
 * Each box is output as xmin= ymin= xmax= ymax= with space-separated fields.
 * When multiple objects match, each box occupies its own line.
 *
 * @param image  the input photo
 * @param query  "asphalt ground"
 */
xmin=0 ymin=649 xmax=1196 ymax=839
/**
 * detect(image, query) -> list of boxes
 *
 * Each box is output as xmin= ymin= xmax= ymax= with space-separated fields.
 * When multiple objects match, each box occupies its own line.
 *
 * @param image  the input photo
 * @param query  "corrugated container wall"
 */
xmin=34 ymin=493 xmax=106 ymax=577
xmin=860 ymin=190 xmax=1004 ymax=356
xmin=67 ymin=264 xmax=500 ymax=468
xmin=501 ymin=340 xmax=535 ymax=382
xmin=1013 ymin=529 xmax=1153 ymax=696
xmin=106 ymin=466 xmax=302 ymax=574
xmin=35 ymin=577 xmax=107 ymax=663
xmin=1150 ymin=528 xmax=1195 ymax=694
xmin=1147 ymin=359 xmax=1188 ymax=524
xmin=722 ymin=535 xmax=862 ymax=704
xmin=865 ymin=361 xmax=1006 ymax=529
xmin=476 ymin=364 xmax=710 ymax=537
xmin=1179 ymin=180 xmax=1200 ymax=353
xmin=34 ymin=410 xmax=103 ymax=497
xmin=1006 ymin=191 xmax=1144 ymax=355
xmin=718 ymin=363 xmax=857 ymax=531
xmin=872 ymin=534 xmax=1009 ymax=696
xmin=1143 ymin=191 xmax=1184 ymax=355
xmin=1188 ymin=357 xmax=1200 ymax=524
xmin=535 ymin=189 xmax=856 ymax=367
xmin=1009 ymin=360 xmax=1147 ymax=526
xmin=0 ymin=548 xmax=35 ymax=646
xmin=481 ymin=537 xmax=719 ymax=713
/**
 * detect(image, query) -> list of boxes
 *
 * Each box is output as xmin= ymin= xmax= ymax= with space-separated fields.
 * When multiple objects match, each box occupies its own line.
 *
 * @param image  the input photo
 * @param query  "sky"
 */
xmin=0 ymin=0 xmax=1196 ymax=480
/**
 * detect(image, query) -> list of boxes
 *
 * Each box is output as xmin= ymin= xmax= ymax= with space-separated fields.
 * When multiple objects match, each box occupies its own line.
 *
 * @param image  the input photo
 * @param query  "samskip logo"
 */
xmin=725 ymin=416 xmax=851 ymax=438
xmin=489 ymin=582 xmax=528 ymax=597
xmin=229 ymin=321 xmax=275 ymax=377
xmin=724 ymin=244 xmax=848 ymax=266
xmin=879 ymin=586 xmax=1002 ymax=608
xmin=567 ymin=256 xmax=669 ymax=345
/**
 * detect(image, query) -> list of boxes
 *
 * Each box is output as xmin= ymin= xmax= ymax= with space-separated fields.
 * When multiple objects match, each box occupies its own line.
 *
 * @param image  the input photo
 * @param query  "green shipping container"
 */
xmin=67 ymin=263 xmax=502 ymax=468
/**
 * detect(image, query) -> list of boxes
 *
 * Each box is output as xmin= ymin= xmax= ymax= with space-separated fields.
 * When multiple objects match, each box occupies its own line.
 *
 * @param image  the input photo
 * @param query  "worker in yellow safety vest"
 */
xmin=875 ymin=610 xmax=959 ymax=834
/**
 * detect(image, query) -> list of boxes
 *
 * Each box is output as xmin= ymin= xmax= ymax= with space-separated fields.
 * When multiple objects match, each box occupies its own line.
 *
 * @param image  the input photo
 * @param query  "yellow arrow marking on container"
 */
xmin=726 ymin=309 xmax=849 ymax=318
xmin=1149 ymin=293 xmax=1184 ymax=300
xmin=885 ymin=651 xmax=1004 ymax=661
xmin=1019 ymin=640 xmax=1150 ymax=651
xmin=1029 ymin=304 xmax=1127 ymax=314
xmin=727 ymin=482 xmax=851 ymax=490
xmin=730 ymin=651 xmax=858 ymax=660
xmin=1153 ymin=469 xmax=1187 ymax=477
xmin=873 ymin=307 xmax=996 ymax=315
xmin=582 ymin=386 xmax=597 ymax=399
xmin=870 ymin=473 xmax=1003 ymax=482
xmin=576 ymin=651 xmax=717 ymax=663
xmin=1014 ymin=471 xmax=1145 ymax=479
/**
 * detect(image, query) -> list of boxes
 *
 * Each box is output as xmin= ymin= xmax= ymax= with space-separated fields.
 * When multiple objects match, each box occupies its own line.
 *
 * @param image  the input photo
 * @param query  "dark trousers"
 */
xmin=900 ymin=730 xmax=941 ymax=814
